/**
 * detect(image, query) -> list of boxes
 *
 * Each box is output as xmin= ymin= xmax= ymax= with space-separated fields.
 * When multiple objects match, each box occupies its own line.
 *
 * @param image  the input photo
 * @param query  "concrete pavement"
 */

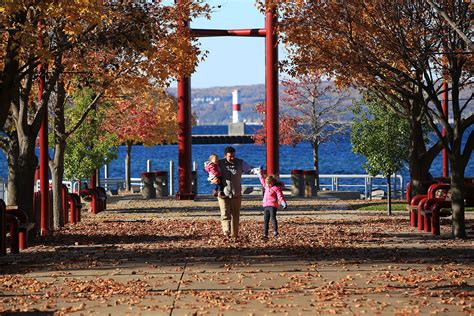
xmin=0 ymin=194 xmax=472 ymax=315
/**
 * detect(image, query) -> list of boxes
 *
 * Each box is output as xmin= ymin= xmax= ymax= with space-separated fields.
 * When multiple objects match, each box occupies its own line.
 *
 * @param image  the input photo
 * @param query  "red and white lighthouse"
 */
xmin=232 ymin=89 xmax=241 ymax=123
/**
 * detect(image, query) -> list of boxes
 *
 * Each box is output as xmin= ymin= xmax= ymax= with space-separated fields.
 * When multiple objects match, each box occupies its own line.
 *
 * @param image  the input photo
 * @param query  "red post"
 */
xmin=442 ymin=81 xmax=449 ymax=177
xmin=191 ymin=28 xmax=266 ymax=37
xmin=90 ymin=173 xmax=97 ymax=189
xmin=38 ymin=19 xmax=49 ymax=236
xmin=177 ymin=3 xmax=280 ymax=191
xmin=176 ymin=76 xmax=194 ymax=200
xmin=175 ymin=0 xmax=194 ymax=200
xmin=265 ymin=6 xmax=279 ymax=176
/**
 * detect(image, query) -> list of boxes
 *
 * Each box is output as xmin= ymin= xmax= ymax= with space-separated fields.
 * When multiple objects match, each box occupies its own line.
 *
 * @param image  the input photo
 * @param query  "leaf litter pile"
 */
xmin=0 ymin=200 xmax=472 ymax=315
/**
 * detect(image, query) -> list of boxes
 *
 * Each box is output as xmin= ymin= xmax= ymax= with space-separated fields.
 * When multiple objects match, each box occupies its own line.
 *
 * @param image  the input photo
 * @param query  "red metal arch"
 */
xmin=176 ymin=3 xmax=279 ymax=199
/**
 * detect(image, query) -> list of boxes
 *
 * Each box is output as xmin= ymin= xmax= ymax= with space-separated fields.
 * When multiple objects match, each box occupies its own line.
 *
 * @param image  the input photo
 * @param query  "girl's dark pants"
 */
xmin=263 ymin=206 xmax=278 ymax=236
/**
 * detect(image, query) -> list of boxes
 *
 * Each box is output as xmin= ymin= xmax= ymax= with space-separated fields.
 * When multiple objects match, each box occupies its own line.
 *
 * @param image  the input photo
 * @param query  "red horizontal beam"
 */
xmin=190 ymin=28 xmax=266 ymax=37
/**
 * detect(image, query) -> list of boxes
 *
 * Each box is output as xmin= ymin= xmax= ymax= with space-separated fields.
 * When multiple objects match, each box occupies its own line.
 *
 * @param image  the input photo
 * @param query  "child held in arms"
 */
xmin=258 ymin=169 xmax=287 ymax=239
xmin=204 ymin=153 xmax=225 ymax=198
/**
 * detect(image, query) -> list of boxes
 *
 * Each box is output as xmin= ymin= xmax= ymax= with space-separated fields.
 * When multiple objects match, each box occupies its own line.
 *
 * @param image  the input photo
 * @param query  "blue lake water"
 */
xmin=0 ymin=125 xmax=472 ymax=195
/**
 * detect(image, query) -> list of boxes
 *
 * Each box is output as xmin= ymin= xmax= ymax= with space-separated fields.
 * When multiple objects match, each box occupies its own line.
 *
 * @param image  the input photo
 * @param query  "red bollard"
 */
xmin=409 ymin=209 xmax=417 ymax=227
xmin=68 ymin=194 xmax=77 ymax=224
xmin=423 ymin=213 xmax=431 ymax=233
xmin=61 ymin=185 xmax=69 ymax=225
xmin=90 ymin=190 xmax=98 ymax=214
xmin=417 ymin=198 xmax=428 ymax=231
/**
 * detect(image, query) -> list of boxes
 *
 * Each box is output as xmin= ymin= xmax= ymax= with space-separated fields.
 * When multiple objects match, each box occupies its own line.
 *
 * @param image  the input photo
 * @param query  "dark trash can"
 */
xmin=155 ymin=171 xmax=168 ymax=197
xmin=304 ymin=170 xmax=317 ymax=197
xmin=291 ymin=169 xmax=305 ymax=197
xmin=141 ymin=172 xmax=156 ymax=199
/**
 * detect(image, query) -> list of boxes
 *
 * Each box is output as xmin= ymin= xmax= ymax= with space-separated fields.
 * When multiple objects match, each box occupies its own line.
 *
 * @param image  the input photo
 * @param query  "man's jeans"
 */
xmin=218 ymin=196 xmax=242 ymax=238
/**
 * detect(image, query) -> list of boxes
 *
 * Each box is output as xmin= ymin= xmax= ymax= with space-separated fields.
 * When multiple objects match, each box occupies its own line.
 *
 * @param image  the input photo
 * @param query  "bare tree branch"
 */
xmin=65 ymin=92 xmax=103 ymax=138
xmin=426 ymin=0 xmax=474 ymax=52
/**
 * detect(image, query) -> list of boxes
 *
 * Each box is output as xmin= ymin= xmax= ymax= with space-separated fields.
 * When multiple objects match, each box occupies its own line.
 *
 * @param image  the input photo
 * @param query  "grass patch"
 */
xmin=351 ymin=201 xmax=406 ymax=211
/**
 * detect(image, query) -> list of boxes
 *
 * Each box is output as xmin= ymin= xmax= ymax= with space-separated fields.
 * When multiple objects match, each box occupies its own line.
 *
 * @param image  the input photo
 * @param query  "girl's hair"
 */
xmin=265 ymin=175 xmax=278 ymax=186
xmin=208 ymin=153 xmax=218 ymax=161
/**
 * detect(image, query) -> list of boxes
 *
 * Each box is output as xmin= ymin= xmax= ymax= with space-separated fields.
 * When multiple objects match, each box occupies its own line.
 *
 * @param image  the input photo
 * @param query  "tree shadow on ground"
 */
xmin=1 ymin=230 xmax=472 ymax=276
xmin=1 ymin=244 xmax=472 ymax=276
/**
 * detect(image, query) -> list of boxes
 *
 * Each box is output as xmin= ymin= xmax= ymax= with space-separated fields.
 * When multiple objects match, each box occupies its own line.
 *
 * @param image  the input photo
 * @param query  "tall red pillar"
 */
xmin=175 ymin=0 xmax=194 ymax=200
xmin=442 ymin=81 xmax=449 ymax=177
xmin=90 ymin=173 xmax=97 ymax=189
xmin=265 ymin=7 xmax=279 ymax=176
xmin=176 ymin=75 xmax=194 ymax=200
xmin=38 ymin=20 xmax=49 ymax=236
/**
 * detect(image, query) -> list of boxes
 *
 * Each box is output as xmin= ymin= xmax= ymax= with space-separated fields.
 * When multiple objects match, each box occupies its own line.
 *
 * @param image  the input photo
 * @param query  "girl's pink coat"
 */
xmin=259 ymin=174 xmax=287 ymax=208
xmin=204 ymin=161 xmax=221 ymax=177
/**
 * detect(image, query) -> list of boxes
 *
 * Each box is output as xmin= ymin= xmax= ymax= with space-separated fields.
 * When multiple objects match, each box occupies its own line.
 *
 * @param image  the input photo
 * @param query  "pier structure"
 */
xmin=175 ymin=1 xmax=279 ymax=200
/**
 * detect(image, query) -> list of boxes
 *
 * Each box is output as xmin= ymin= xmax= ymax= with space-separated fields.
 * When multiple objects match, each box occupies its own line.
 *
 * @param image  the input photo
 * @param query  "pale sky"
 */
xmin=170 ymin=0 xmax=286 ymax=88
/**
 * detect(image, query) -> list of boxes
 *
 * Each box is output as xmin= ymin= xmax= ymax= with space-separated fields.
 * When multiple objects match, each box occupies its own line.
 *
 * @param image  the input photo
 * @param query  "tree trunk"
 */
xmin=125 ymin=141 xmax=132 ymax=192
xmin=15 ymin=134 xmax=38 ymax=225
xmin=387 ymin=175 xmax=392 ymax=216
xmin=408 ymin=118 xmax=434 ymax=197
xmin=312 ymin=141 xmax=320 ymax=191
xmin=50 ymin=142 xmax=65 ymax=229
xmin=450 ymin=158 xmax=466 ymax=239
xmin=50 ymin=78 xmax=67 ymax=230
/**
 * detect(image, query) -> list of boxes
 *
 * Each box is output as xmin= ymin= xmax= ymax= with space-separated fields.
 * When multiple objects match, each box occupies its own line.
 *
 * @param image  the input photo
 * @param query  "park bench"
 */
xmin=68 ymin=193 xmax=82 ymax=223
xmin=407 ymin=181 xmax=474 ymax=235
xmin=405 ymin=177 xmax=450 ymax=203
xmin=61 ymin=184 xmax=82 ymax=224
xmin=80 ymin=186 xmax=107 ymax=214
xmin=0 ymin=199 xmax=35 ymax=254
xmin=33 ymin=187 xmax=82 ymax=228
xmin=419 ymin=184 xmax=474 ymax=235
xmin=416 ymin=183 xmax=451 ymax=231
xmin=406 ymin=181 xmax=449 ymax=227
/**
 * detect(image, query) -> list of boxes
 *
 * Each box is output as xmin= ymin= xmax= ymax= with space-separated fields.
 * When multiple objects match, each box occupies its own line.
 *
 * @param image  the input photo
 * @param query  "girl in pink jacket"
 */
xmin=259 ymin=172 xmax=288 ymax=239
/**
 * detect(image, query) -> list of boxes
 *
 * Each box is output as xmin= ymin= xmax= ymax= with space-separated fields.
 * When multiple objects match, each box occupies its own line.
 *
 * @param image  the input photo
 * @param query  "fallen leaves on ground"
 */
xmin=0 ymin=200 xmax=472 ymax=314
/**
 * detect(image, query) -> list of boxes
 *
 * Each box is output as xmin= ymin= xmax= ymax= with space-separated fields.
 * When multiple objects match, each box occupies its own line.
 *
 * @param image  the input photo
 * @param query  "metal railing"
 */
xmin=241 ymin=173 xmax=404 ymax=199
xmin=98 ymin=159 xmax=404 ymax=199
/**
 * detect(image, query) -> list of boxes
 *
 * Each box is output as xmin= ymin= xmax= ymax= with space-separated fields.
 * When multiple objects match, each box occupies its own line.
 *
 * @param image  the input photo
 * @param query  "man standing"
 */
xmin=212 ymin=146 xmax=255 ymax=239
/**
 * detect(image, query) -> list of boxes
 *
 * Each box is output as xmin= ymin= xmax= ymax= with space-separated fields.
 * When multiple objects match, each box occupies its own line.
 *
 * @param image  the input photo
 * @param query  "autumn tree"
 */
xmin=103 ymin=88 xmax=179 ymax=192
xmin=47 ymin=1 xmax=208 ymax=228
xmin=0 ymin=1 xmax=113 ymax=223
xmin=280 ymin=73 xmax=350 ymax=190
xmin=351 ymin=93 xmax=411 ymax=215
xmin=1 ymin=1 xmax=209 ymax=228
xmin=280 ymin=0 xmax=472 ymax=238
xmin=252 ymin=101 xmax=303 ymax=150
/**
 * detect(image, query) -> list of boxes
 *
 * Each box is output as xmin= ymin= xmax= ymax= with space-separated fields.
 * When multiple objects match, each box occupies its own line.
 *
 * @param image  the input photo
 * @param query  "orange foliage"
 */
xmin=103 ymin=88 xmax=178 ymax=146
xmin=252 ymin=102 xmax=304 ymax=147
